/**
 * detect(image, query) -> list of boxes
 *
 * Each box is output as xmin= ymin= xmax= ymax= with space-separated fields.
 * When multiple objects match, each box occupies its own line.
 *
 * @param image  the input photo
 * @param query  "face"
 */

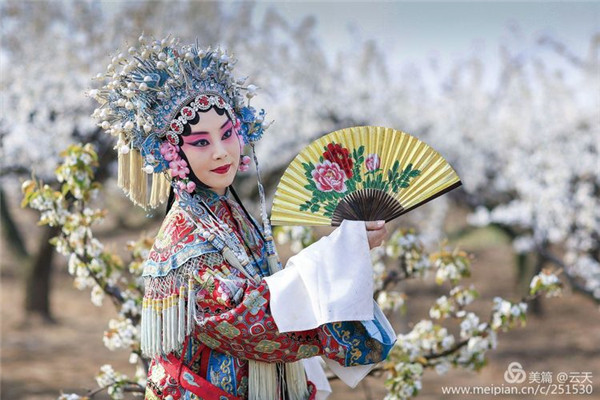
xmin=180 ymin=107 xmax=240 ymax=195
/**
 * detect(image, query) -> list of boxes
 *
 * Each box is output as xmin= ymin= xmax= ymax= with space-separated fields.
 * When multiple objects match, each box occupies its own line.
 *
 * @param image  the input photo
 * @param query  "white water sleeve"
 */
xmin=303 ymin=357 xmax=332 ymax=400
xmin=264 ymin=219 xmax=374 ymax=333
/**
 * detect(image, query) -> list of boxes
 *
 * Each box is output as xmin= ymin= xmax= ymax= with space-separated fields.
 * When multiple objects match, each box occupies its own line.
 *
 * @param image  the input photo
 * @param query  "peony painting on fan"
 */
xmin=271 ymin=126 xmax=462 ymax=226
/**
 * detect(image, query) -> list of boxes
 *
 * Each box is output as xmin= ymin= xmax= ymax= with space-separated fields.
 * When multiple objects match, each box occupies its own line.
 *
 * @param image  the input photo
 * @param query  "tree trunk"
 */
xmin=24 ymin=225 xmax=60 ymax=322
xmin=0 ymin=185 xmax=29 ymax=259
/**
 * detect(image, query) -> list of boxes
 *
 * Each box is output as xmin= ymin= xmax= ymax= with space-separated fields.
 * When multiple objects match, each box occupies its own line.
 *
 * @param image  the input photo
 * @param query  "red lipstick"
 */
xmin=211 ymin=164 xmax=231 ymax=174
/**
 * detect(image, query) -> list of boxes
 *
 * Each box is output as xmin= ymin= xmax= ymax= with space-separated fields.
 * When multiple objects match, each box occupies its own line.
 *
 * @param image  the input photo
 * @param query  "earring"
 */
xmin=238 ymin=155 xmax=251 ymax=172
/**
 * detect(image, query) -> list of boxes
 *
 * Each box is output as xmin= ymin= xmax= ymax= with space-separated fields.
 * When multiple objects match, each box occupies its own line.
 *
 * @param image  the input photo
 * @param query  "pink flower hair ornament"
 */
xmin=239 ymin=155 xmax=252 ymax=172
xmin=234 ymin=119 xmax=252 ymax=172
xmin=158 ymin=141 xmax=198 ymax=193
xmin=159 ymin=141 xmax=180 ymax=162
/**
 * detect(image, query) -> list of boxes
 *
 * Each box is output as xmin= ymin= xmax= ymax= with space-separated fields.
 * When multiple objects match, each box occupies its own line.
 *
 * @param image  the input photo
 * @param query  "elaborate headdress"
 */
xmin=88 ymin=33 xmax=279 ymax=266
xmin=88 ymin=33 xmax=268 ymax=207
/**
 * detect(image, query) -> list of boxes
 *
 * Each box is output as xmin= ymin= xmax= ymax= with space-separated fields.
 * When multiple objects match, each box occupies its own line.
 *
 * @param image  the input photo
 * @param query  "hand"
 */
xmin=365 ymin=220 xmax=388 ymax=250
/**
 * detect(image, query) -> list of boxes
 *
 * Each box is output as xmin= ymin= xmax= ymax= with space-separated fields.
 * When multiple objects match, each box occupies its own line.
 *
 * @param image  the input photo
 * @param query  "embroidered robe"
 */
xmin=143 ymin=188 xmax=394 ymax=400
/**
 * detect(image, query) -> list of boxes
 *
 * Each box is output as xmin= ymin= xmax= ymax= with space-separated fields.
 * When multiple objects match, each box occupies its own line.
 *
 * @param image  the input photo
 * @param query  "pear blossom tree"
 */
xmin=4 ymin=2 xmax=597 ymax=313
xmin=1 ymin=1 xmax=115 ymax=320
xmin=425 ymin=32 xmax=600 ymax=303
xmin=5 ymin=1 xmax=597 ymax=398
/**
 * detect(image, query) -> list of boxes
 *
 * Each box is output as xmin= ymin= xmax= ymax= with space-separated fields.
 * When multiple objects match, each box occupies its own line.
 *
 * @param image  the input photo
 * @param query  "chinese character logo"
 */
xmin=504 ymin=361 xmax=527 ymax=384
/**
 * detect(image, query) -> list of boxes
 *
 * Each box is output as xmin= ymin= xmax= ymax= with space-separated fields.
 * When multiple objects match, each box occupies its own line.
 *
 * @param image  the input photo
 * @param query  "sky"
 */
xmin=252 ymin=1 xmax=598 ymax=86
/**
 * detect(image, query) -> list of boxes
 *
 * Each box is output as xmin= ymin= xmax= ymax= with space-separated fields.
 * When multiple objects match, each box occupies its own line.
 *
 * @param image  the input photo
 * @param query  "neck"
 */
xmin=212 ymin=187 xmax=226 ymax=196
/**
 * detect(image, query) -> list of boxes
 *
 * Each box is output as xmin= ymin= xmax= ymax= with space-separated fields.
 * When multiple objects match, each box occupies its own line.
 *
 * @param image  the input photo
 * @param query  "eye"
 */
xmin=190 ymin=138 xmax=210 ymax=147
xmin=222 ymin=129 xmax=232 ymax=140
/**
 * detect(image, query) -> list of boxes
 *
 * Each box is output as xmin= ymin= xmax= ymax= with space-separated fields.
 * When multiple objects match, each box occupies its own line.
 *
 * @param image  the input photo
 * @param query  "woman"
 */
xmin=91 ymin=35 xmax=395 ymax=400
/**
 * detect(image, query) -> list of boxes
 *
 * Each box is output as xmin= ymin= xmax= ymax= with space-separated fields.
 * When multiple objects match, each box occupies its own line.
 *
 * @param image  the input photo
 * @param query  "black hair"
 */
xmin=179 ymin=105 xmax=227 ymax=136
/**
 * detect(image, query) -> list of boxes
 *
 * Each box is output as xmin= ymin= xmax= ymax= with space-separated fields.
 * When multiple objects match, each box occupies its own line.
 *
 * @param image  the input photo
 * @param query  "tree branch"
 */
xmin=536 ymin=246 xmax=599 ymax=304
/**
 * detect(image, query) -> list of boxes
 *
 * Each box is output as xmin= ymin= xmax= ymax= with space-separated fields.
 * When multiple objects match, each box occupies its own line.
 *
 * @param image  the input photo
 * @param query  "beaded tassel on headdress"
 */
xmin=250 ymin=143 xmax=282 ymax=275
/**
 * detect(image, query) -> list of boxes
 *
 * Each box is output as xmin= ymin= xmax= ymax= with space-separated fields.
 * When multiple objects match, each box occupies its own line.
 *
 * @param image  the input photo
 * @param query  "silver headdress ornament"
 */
xmin=87 ymin=33 xmax=270 ymax=209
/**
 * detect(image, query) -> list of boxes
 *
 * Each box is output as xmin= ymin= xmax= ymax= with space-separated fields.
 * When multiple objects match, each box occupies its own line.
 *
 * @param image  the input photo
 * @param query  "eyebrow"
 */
xmin=189 ymin=120 xmax=232 ymax=135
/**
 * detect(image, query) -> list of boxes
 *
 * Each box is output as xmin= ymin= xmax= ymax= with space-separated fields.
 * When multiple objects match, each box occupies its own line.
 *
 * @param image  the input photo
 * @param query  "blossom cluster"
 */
xmin=385 ymin=229 xmax=432 ymax=278
xmin=431 ymin=247 xmax=471 ymax=286
xmin=22 ymin=144 xmax=147 ymax=399
xmin=428 ymin=285 xmax=479 ymax=320
xmin=273 ymin=225 xmax=317 ymax=254
xmin=159 ymin=141 xmax=196 ymax=193
xmin=103 ymin=317 xmax=139 ymax=351
xmin=96 ymin=365 xmax=128 ymax=400
xmin=491 ymin=297 xmax=527 ymax=331
xmin=530 ymin=269 xmax=563 ymax=298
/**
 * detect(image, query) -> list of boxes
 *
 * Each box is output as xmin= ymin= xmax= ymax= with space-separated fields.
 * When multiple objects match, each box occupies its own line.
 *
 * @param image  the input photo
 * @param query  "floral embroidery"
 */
xmin=198 ymin=332 xmax=222 ymax=349
xmin=300 ymin=143 xmax=422 ymax=218
xmin=149 ymin=360 xmax=167 ymax=382
xmin=242 ymin=290 xmax=267 ymax=315
xmin=144 ymin=207 xmax=215 ymax=277
xmin=254 ymin=340 xmax=281 ymax=353
xmin=296 ymin=344 xmax=320 ymax=358
xmin=216 ymin=321 xmax=241 ymax=339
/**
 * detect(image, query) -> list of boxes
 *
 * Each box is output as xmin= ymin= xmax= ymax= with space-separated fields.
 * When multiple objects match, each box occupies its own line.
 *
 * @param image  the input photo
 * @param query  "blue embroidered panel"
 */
xmin=207 ymin=349 xmax=238 ymax=395
xmin=325 ymin=303 xmax=396 ymax=367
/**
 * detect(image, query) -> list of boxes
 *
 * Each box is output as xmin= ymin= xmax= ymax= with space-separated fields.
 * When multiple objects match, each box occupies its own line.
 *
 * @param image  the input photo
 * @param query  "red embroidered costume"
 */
xmin=142 ymin=188 xmax=395 ymax=400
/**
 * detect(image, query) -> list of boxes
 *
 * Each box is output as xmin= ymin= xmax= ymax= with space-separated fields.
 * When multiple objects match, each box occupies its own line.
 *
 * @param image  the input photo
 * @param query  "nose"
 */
xmin=212 ymin=140 xmax=228 ymax=160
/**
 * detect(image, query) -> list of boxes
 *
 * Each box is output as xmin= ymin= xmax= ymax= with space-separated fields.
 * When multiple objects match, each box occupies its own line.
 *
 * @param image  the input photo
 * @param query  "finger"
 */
xmin=366 ymin=229 xmax=387 ymax=249
xmin=365 ymin=220 xmax=386 ymax=230
xmin=369 ymin=236 xmax=384 ymax=249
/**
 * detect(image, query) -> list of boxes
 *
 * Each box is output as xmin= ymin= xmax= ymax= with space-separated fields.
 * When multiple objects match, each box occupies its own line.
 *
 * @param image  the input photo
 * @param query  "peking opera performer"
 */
xmin=89 ymin=34 xmax=396 ymax=400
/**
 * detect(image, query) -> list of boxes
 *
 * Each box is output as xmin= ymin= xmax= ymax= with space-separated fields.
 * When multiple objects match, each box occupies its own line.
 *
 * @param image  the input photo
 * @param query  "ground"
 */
xmin=1 ymin=201 xmax=599 ymax=400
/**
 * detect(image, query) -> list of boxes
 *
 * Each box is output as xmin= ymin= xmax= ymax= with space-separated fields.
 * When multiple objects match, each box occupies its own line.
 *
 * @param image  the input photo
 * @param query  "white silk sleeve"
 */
xmin=264 ymin=219 xmax=374 ymax=333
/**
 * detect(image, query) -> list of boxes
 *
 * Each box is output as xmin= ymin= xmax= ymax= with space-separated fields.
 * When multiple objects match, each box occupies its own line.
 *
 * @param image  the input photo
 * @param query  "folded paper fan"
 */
xmin=270 ymin=126 xmax=462 ymax=226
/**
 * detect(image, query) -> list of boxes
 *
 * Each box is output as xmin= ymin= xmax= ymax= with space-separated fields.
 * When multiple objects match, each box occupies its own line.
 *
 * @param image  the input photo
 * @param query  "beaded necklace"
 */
xmin=177 ymin=187 xmax=262 ymax=283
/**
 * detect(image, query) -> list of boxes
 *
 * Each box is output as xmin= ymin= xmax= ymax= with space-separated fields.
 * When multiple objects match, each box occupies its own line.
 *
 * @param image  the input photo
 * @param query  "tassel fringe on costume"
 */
xmin=247 ymin=360 xmax=308 ymax=400
xmin=141 ymin=262 xmax=198 ymax=358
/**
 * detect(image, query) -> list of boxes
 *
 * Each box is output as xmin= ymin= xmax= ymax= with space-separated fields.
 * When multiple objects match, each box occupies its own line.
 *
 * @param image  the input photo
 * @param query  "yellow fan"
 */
xmin=270 ymin=126 xmax=462 ymax=226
